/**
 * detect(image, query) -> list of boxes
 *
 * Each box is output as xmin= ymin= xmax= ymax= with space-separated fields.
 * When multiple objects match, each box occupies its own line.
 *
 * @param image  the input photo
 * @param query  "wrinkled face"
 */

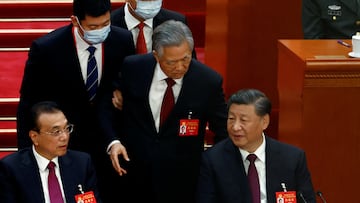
xmin=227 ymin=104 xmax=269 ymax=153
xmin=153 ymin=41 xmax=192 ymax=79
xmin=30 ymin=111 xmax=70 ymax=160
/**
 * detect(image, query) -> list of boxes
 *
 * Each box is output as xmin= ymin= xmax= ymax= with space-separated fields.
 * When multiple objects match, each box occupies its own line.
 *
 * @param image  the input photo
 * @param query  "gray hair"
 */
xmin=152 ymin=20 xmax=194 ymax=57
xmin=227 ymin=89 xmax=272 ymax=117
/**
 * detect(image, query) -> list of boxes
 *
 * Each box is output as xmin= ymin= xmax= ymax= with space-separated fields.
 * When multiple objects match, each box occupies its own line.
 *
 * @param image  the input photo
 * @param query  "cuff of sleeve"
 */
xmin=106 ymin=140 xmax=121 ymax=154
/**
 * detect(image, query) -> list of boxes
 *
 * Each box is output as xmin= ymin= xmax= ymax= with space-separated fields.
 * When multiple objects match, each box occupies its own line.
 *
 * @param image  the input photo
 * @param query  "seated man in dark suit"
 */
xmin=196 ymin=89 xmax=316 ymax=203
xmin=0 ymin=101 xmax=102 ymax=203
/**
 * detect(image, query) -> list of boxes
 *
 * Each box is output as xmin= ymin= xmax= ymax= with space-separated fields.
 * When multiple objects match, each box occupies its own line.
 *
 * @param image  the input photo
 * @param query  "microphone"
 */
xmin=298 ymin=192 xmax=307 ymax=203
xmin=317 ymin=191 xmax=327 ymax=203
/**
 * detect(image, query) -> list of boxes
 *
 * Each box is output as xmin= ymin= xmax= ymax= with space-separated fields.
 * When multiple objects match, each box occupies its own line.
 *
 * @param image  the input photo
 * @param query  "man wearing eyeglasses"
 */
xmin=0 ymin=101 xmax=102 ymax=203
xmin=16 ymin=0 xmax=135 ymax=201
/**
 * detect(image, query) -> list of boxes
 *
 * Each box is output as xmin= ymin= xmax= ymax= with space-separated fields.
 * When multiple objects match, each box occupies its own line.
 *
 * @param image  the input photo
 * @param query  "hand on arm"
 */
xmin=112 ymin=89 xmax=123 ymax=110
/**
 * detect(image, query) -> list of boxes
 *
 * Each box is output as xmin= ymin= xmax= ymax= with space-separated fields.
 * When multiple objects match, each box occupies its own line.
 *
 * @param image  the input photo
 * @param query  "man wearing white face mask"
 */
xmin=16 ymin=0 xmax=135 ymax=202
xmin=111 ymin=0 xmax=195 ymax=55
xmin=110 ymin=0 xmax=197 ymax=110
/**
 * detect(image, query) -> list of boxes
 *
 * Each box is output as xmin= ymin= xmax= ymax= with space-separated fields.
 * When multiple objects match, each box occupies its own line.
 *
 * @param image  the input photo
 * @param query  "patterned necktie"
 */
xmin=86 ymin=46 xmax=98 ymax=101
xmin=160 ymin=78 xmax=175 ymax=126
xmin=47 ymin=161 xmax=64 ymax=203
xmin=247 ymin=154 xmax=260 ymax=203
xmin=136 ymin=22 xmax=147 ymax=54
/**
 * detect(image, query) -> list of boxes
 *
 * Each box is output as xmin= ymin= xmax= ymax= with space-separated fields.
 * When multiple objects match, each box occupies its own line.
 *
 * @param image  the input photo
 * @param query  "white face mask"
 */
xmin=131 ymin=0 xmax=162 ymax=20
xmin=76 ymin=17 xmax=111 ymax=44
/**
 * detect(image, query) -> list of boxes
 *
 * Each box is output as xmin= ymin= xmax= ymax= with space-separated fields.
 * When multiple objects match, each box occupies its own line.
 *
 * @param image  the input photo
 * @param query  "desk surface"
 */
xmin=278 ymin=39 xmax=360 ymax=60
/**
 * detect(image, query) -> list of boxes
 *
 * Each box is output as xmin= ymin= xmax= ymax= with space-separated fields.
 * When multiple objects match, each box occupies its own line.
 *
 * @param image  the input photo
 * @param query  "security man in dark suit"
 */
xmin=16 ymin=0 xmax=135 ymax=202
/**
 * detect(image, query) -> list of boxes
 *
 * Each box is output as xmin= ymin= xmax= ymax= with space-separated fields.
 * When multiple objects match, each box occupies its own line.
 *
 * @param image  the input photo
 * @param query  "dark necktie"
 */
xmin=160 ymin=78 xmax=175 ymax=126
xmin=47 ymin=161 xmax=64 ymax=203
xmin=136 ymin=22 xmax=147 ymax=54
xmin=247 ymin=154 xmax=260 ymax=203
xmin=86 ymin=46 xmax=98 ymax=101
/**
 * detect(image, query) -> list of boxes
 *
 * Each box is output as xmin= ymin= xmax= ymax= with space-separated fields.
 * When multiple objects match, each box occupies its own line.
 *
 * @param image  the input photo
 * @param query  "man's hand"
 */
xmin=112 ymin=89 xmax=123 ymax=110
xmin=109 ymin=142 xmax=130 ymax=176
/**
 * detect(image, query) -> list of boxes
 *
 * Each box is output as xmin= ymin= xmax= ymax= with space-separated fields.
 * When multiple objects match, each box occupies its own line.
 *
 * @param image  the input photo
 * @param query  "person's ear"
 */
xmin=153 ymin=50 xmax=160 ymax=62
xmin=70 ymin=15 xmax=79 ymax=27
xmin=262 ymin=114 xmax=270 ymax=130
xmin=29 ymin=130 xmax=39 ymax=146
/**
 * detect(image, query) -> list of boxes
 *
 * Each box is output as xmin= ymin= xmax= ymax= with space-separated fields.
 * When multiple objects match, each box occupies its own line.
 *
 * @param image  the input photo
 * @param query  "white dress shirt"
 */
xmin=124 ymin=3 xmax=154 ymax=53
xmin=73 ymin=27 xmax=103 ymax=84
xmin=149 ymin=63 xmax=182 ymax=132
xmin=239 ymin=133 xmax=267 ymax=203
xmin=33 ymin=146 xmax=66 ymax=203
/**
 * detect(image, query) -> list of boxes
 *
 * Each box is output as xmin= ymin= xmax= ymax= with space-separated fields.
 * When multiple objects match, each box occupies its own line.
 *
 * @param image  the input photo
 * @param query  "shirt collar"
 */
xmin=124 ymin=3 xmax=154 ymax=30
xmin=153 ymin=62 xmax=183 ymax=85
xmin=239 ymin=133 xmax=266 ymax=163
xmin=32 ymin=145 xmax=59 ymax=172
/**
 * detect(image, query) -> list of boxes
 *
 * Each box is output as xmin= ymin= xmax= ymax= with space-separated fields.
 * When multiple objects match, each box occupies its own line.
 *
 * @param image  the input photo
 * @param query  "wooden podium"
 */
xmin=278 ymin=40 xmax=360 ymax=202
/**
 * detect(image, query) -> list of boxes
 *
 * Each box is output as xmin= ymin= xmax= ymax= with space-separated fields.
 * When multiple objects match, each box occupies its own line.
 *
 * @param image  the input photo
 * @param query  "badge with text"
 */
xmin=75 ymin=185 xmax=96 ymax=203
xmin=179 ymin=119 xmax=199 ymax=136
xmin=275 ymin=191 xmax=297 ymax=203
xmin=75 ymin=191 xmax=96 ymax=203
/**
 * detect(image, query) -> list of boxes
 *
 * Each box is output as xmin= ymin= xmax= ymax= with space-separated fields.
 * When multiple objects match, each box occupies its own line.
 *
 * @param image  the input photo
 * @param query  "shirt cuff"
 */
xmin=106 ymin=140 xmax=121 ymax=154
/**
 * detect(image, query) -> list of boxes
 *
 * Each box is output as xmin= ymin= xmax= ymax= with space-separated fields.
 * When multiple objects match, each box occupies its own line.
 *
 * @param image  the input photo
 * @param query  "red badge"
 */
xmin=275 ymin=191 xmax=297 ymax=203
xmin=179 ymin=119 xmax=199 ymax=136
xmin=75 ymin=191 xmax=96 ymax=203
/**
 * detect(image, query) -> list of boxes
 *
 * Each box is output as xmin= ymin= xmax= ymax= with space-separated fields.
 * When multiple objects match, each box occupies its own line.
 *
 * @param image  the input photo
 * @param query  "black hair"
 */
xmin=30 ymin=101 xmax=62 ymax=131
xmin=73 ymin=0 xmax=111 ymax=20
xmin=227 ymin=89 xmax=272 ymax=117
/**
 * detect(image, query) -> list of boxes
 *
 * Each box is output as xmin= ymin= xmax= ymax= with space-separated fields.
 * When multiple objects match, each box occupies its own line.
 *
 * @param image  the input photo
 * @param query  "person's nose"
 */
xmin=231 ymin=120 xmax=242 ymax=131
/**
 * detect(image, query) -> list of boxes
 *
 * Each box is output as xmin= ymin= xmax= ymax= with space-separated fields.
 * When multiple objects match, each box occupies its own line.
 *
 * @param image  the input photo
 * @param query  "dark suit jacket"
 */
xmin=0 ymin=148 xmax=101 ymax=203
xmin=302 ymin=0 xmax=360 ymax=39
xmin=110 ymin=6 xmax=197 ymax=58
xmin=100 ymin=53 xmax=227 ymax=203
xmin=16 ymin=24 xmax=135 ymax=154
xmin=196 ymin=136 xmax=316 ymax=203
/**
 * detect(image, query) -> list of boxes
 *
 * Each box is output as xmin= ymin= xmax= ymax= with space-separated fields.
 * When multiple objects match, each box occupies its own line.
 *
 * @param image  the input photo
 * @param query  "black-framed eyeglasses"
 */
xmin=38 ymin=124 xmax=74 ymax=137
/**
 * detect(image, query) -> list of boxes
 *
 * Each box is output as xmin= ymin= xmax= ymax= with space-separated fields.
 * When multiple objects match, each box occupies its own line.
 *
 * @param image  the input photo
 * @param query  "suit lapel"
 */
xmin=65 ymin=25 xmax=89 ymax=95
xmin=223 ymin=139 xmax=252 ymax=202
xmin=265 ymin=137 xmax=283 ymax=202
xmin=153 ymin=9 xmax=166 ymax=28
xmin=136 ymin=56 xmax=159 ymax=133
xmin=22 ymin=150 xmax=46 ymax=203
xmin=58 ymin=154 xmax=77 ymax=203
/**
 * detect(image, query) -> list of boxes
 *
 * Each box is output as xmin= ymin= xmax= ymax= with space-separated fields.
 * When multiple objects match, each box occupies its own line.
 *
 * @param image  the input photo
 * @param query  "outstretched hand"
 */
xmin=109 ymin=142 xmax=130 ymax=176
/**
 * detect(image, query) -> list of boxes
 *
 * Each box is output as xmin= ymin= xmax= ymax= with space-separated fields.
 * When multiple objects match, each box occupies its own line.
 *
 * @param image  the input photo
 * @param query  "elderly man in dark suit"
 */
xmin=16 ymin=0 xmax=135 ymax=202
xmin=99 ymin=20 xmax=228 ymax=203
xmin=196 ymin=89 xmax=316 ymax=203
xmin=110 ymin=0 xmax=197 ymax=109
xmin=1 ymin=101 xmax=101 ymax=203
